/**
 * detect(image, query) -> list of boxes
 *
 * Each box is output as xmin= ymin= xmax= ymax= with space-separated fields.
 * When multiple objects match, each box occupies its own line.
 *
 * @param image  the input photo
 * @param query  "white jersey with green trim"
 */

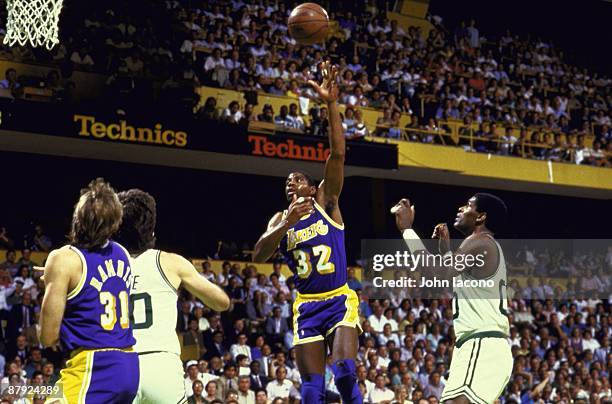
xmin=452 ymin=235 xmax=510 ymax=341
xmin=131 ymin=249 xmax=181 ymax=356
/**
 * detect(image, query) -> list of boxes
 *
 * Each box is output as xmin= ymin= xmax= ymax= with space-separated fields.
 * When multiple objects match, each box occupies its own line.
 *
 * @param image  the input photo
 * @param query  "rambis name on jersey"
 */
xmin=89 ymin=259 xmax=134 ymax=292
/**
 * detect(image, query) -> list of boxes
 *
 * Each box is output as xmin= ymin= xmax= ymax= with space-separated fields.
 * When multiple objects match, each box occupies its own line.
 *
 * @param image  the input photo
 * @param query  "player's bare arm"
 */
xmin=253 ymin=197 xmax=315 ymax=262
xmin=308 ymin=60 xmax=345 ymax=224
xmin=161 ymin=251 xmax=230 ymax=312
xmin=39 ymin=246 xmax=81 ymax=347
xmin=392 ymin=198 xmax=499 ymax=278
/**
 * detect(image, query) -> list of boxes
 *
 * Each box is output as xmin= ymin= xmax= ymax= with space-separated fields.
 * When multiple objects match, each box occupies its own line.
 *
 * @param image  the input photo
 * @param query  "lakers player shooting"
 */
xmin=39 ymin=178 xmax=139 ymax=403
xmin=114 ymin=189 xmax=230 ymax=404
xmin=253 ymin=61 xmax=362 ymax=404
xmin=392 ymin=194 xmax=512 ymax=404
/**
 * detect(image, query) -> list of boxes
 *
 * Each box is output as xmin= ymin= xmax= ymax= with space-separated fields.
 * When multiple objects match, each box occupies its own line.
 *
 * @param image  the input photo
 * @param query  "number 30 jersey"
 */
xmin=279 ymin=201 xmax=347 ymax=294
xmin=130 ymin=249 xmax=181 ymax=357
xmin=60 ymin=241 xmax=136 ymax=352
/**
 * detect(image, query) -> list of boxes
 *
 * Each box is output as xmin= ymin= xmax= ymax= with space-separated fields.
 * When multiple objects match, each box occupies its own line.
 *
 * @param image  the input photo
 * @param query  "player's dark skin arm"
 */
xmin=393 ymin=198 xmax=499 ymax=279
xmin=295 ymin=61 xmax=359 ymax=377
xmin=309 ymin=62 xmax=345 ymax=223
xmin=252 ymin=200 xmax=314 ymax=263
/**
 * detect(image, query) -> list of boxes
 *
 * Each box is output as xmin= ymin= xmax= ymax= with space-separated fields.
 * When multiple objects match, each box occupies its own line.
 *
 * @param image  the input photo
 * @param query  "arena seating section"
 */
xmin=0 ymin=1 xmax=610 ymax=402
xmin=0 ymin=229 xmax=610 ymax=402
xmin=0 ymin=0 xmax=609 ymax=168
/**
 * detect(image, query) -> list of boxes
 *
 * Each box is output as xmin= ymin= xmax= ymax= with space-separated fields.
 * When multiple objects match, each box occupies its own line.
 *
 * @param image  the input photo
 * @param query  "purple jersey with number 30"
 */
xmin=60 ymin=241 xmax=136 ymax=352
xmin=279 ymin=201 xmax=347 ymax=294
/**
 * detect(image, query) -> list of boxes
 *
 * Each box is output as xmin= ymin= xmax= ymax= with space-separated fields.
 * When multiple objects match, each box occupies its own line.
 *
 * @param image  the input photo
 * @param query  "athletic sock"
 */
xmin=332 ymin=359 xmax=363 ymax=404
xmin=301 ymin=373 xmax=325 ymax=404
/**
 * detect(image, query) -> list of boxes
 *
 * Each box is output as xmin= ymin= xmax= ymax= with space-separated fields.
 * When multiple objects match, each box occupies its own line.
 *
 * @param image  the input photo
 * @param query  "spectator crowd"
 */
xmin=0 ymin=0 xmax=609 ymax=166
xmin=0 ymin=221 xmax=609 ymax=403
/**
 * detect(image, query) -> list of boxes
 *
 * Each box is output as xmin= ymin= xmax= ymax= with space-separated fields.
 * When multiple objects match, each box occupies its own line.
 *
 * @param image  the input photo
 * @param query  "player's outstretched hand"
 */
xmin=432 ymin=223 xmax=451 ymax=254
xmin=432 ymin=223 xmax=449 ymax=239
xmin=287 ymin=194 xmax=315 ymax=226
xmin=391 ymin=198 xmax=415 ymax=232
xmin=308 ymin=60 xmax=339 ymax=103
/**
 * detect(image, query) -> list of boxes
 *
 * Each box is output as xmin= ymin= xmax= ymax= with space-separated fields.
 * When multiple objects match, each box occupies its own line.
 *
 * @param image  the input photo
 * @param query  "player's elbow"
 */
xmin=252 ymin=243 xmax=268 ymax=263
xmin=213 ymin=293 xmax=231 ymax=312
xmin=330 ymin=150 xmax=345 ymax=160
xmin=39 ymin=330 xmax=59 ymax=348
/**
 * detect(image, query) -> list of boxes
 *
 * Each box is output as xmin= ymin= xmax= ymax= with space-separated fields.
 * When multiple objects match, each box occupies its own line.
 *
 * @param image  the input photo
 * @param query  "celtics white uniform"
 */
xmin=441 ymin=236 xmax=513 ymax=404
xmin=131 ymin=249 xmax=187 ymax=404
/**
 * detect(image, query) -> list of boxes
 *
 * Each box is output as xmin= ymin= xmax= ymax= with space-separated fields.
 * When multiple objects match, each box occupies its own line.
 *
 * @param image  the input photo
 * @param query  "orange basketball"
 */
xmin=287 ymin=3 xmax=329 ymax=45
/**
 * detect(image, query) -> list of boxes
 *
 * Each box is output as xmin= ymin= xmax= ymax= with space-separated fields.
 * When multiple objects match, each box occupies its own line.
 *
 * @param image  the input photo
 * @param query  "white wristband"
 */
xmin=402 ymin=228 xmax=427 ymax=253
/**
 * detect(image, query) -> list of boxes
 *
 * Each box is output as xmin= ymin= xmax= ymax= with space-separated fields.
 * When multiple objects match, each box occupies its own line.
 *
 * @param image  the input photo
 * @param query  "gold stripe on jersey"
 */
xmin=313 ymin=202 xmax=344 ymax=230
xmin=67 ymin=247 xmax=88 ymax=301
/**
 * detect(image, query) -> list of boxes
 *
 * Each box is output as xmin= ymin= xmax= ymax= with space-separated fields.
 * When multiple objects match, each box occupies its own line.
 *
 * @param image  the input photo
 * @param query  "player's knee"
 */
xmin=332 ymin=358 xmax=357 ymax=380
xmin=301 ymin=373 xmax=325 ymax=404
xmin=332 ymin=359 xmax=362 ymax=403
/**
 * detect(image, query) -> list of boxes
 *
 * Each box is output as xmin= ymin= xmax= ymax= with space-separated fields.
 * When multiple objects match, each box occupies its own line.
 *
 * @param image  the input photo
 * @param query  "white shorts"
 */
xmin=133 ymin=351 xmax=187 ymax=404
xmin=441 ymin=335 xmax=513 ymax=404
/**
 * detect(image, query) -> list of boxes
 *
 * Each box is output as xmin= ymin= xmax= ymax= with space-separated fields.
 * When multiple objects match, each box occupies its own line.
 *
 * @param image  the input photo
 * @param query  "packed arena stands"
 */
xmin=0 ymin=0 xmax=610 ymax=167
xmin=0 ymin=1 xmax=610 ymax=403
xmin=0 ymin=221 xmax=609 ymax=403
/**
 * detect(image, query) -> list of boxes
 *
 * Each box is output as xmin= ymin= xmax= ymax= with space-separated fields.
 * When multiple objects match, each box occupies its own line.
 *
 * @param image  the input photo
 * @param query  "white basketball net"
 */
xmin=3 ymin=0 xmax=63 ymax=50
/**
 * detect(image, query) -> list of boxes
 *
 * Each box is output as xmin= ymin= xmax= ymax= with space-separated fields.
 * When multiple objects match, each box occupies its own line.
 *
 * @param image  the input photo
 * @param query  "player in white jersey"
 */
xmin=115 ymin=189 xmax=230 ymax=404
xmin=392 ymin=193 xmax=513 ymax=404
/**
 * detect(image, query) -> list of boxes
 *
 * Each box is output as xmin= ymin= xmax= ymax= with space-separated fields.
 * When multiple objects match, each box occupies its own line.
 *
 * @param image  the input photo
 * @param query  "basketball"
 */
xmin=288 ymin=3 xmax=329 ymax=45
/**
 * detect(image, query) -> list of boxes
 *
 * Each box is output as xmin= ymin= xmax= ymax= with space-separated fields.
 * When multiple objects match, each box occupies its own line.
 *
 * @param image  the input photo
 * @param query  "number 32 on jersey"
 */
xmin=293 ymin=245 xmax=334 ymax=278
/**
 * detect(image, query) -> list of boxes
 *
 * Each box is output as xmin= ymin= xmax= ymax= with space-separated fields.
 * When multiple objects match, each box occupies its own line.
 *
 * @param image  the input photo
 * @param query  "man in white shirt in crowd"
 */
xmin=286 ymin=104 xmax=305 ymax=131
xmin=222 ymin=101 xmax=244 ymax=124
xmin=271 ymin=262 xmax=286 ymax=286
xmin=368 ymin=304 xmax=390 ymax=333
xmin=249 ymin=37 xmax=267 ymax=58
xmin=197 ymin=359 xmax=219 ymax=390
xmin=368 ymin=374 xmax=394 ymax=403
xmin=225 ymin=50 xmax=242 ymax=70
xmin=265 ymin=366 xmax=300 ymax=401
xmin=230 ymin=333 xmax=252 ymax=362
xmin=185 ymin=360 xmax=207 ymax=397
xmin=204 ymin=48 xmax=226 ymax=72
xmin=357 ymin=365 xmax=375 ymax=397
xmin=237 ymin=376 xmax=255 ymax=404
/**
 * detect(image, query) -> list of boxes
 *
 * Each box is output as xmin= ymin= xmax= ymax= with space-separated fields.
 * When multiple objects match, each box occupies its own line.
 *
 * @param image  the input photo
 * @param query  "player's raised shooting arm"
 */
xmin=322 ymin=98 xmax=345 ymax=200
xmin=168 ymin=252 xmax=230 ymax=311
xmin=309 ymin=61 xmax=344 ymax=202
xmin=39 ymin=247 xmax=78 ymax=347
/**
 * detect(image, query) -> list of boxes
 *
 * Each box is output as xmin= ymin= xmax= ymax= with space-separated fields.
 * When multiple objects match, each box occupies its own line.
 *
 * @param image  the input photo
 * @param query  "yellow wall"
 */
xmin=380 ymin=139 xmax=612 ymax=191
xmin=197 ymin=86 xmax=384 ymax=132
xmin=4 ymin=250 xmax=364 ymax=282
xmin=0 ymin=250 xmax=49 ymax=266
xmin=399 ymin=0 xmax=429 ymax=18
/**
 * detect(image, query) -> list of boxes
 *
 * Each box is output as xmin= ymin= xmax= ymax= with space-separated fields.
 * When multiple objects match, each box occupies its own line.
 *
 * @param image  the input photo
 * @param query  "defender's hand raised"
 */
xmin=432 ymin=223 xmax=451 ymax=255
xmin=391 ymin=198 xmax=415 ymax=232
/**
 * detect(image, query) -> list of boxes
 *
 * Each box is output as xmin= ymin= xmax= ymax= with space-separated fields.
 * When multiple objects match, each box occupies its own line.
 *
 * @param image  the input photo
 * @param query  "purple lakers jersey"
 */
xmin=280 ymin=201 xmax=347 ymax=294
xmin=60 ymin=241 xmax=136 ymax=352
